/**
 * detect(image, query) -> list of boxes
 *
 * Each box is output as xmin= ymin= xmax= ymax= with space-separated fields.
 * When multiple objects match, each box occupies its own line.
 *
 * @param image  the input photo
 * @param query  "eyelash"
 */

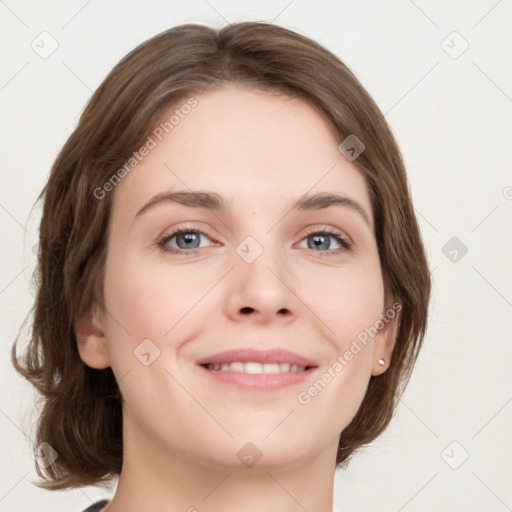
xmin=157 ymin=225 xmax=352 ymax=257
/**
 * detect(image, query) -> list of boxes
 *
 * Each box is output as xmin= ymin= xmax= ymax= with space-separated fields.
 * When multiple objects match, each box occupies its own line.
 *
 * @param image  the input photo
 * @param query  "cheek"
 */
xmin=102 ymin=251 xmax=220 ymax=381
xmin=302 ymin=264 xmax=385 ymax=346
xmin=312 ymin=268 xmax=383 ymax=426
xmin=104 ymin=252 xmax=204 ymax=337
xmin=307 ymin=353 xmax=372 ymax=436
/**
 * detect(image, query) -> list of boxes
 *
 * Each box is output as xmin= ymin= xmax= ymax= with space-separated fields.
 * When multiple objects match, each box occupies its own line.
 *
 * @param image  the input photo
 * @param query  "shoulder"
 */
xmin=81 ymin=499 xmax=110 ymax=512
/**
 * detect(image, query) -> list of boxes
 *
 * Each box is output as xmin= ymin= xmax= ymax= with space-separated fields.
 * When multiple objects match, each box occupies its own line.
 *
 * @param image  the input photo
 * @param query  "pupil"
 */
xmin=178 ymin=232 xmax=199 ymax=249
xmin=310 ymin=234 xmax=329 ymax=250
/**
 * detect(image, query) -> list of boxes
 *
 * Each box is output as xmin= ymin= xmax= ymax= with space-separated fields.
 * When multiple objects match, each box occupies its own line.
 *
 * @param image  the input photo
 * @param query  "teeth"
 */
xmin=245 ymin=362 xmax=265 ymax=374
xmin=206 ymin=362 xmax=306 ymax=373
xmin=230 ymin=362 xmax=244 ymax=372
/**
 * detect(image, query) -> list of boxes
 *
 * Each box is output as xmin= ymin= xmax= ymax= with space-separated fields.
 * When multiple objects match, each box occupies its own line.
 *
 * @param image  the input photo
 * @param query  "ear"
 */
xmin=74 ymin=304 xmax=111 ymax=369
xmin=371 ymin=299 xmax=402 ymax=376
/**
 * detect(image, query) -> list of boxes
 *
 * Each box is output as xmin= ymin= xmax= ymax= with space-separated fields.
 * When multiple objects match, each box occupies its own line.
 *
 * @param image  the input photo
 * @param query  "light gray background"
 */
xmin=1 ymin=1 xmax=511 ymax=511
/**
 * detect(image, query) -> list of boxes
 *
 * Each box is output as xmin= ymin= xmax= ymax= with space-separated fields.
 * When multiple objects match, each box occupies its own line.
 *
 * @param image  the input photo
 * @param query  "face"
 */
xmin=86 ymin=84 xmax=398 ymax=472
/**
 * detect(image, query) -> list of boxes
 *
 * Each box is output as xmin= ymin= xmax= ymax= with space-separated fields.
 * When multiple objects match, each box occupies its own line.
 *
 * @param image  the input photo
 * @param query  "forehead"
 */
xmin=111 ymin=84 xmax=372 ymax=222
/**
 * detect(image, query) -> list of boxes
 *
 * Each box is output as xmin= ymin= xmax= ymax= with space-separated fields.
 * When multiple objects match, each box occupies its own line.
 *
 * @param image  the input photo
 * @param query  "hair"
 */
xmin=12 ymin=21 xmax=431 ymax=490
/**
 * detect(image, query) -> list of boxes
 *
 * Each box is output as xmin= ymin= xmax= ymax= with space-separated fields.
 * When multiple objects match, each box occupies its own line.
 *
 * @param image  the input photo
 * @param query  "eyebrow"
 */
xmin=134 ymin=189 xmax=372 ymax=228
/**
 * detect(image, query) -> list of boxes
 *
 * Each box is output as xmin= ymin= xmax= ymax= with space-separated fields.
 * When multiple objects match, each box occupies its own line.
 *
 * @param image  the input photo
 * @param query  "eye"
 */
xmin=157 ymin=226 xmax=352 ymax=256
xmin=297 ymin=227 xmax=352 ymax=255
xmin=158 ymin=227 xmax=214 ymax=255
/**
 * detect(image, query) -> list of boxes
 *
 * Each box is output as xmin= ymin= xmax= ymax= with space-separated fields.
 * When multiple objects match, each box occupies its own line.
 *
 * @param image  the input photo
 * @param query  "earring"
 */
xmin=378 ymin=358 xmax=385 ymax=366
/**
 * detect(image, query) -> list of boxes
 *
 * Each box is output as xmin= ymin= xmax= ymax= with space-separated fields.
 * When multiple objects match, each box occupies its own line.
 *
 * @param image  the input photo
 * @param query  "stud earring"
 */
xmin=378 ymin=358 xmax=385 ymax=366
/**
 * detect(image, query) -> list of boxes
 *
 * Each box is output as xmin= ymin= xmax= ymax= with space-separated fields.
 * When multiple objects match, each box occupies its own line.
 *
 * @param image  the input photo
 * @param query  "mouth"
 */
xmin=195 ymin=348 xmax=318 ymax=390
xmin=202 ymin=362 xmax=315 ymax=373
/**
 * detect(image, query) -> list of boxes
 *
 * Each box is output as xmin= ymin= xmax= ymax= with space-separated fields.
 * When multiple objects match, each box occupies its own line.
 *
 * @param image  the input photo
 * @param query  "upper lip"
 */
xmin=195 ymin=348 xmax=317 ymax=367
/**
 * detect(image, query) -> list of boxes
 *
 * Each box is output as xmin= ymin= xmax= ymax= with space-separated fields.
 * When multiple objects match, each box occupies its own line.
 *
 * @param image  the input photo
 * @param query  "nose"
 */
xmin=223 ymin=236 xmax=295 ymax=325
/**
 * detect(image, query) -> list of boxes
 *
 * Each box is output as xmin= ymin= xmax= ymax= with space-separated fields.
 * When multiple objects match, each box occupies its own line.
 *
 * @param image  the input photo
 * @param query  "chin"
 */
xmin=227 ymin=431 xmax=320 ymax=470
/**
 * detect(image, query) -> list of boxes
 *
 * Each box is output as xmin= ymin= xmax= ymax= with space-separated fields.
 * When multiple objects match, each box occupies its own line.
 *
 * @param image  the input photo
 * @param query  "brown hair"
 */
xmin=12 ymin=21 xmax=431 ymax=490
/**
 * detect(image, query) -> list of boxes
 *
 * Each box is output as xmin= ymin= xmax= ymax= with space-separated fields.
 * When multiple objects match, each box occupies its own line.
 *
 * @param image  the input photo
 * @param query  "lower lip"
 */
xmin=197 ymin=365 xmax=317 ymax=390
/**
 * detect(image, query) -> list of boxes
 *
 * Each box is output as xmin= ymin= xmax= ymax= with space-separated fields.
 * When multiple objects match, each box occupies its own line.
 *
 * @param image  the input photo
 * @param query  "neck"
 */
xmin=105 ymin=420 xmax=338 ymax=512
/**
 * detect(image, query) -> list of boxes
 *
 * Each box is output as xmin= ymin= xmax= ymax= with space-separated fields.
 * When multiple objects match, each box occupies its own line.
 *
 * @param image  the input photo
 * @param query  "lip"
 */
xmin=195 ymin=348 xmax=318 ymax=391
xmin=195 ymin=348 xmax=317 ymax=367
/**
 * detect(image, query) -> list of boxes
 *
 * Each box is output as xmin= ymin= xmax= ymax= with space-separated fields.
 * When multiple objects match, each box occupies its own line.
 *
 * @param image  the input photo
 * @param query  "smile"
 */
xmin=203 ymin=362 xmax=310 ymax=373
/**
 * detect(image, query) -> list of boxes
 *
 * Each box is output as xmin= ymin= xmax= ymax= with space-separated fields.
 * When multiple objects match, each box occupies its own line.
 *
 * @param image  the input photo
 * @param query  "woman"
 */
xmin=12 ymin=21 xmax=431 ymax=512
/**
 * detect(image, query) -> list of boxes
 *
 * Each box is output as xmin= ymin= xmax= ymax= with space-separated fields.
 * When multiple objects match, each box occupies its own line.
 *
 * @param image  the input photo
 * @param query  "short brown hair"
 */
xmin=12 ymin=21 xmax=431 ymax=490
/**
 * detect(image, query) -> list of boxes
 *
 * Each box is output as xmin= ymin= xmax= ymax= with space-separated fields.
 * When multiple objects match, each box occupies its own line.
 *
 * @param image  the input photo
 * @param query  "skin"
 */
xmin=76 ymin=83 xmax=400 ymax=512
